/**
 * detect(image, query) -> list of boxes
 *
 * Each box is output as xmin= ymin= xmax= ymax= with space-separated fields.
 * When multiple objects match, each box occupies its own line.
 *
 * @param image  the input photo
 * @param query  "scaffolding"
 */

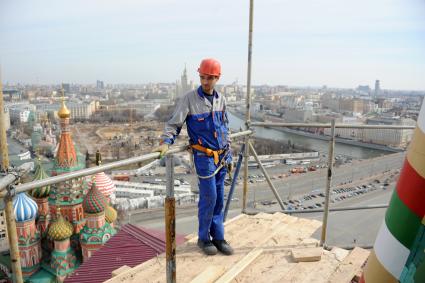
xmin=0 ymin=1 xmax=418 ymax=282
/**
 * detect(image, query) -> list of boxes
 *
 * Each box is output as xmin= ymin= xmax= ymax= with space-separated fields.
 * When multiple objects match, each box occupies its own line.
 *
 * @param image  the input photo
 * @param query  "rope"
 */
xmin=190 ymin=151 xmax=227 ymax=179
xmin=196 ymin=160 xmax=226 ymax=179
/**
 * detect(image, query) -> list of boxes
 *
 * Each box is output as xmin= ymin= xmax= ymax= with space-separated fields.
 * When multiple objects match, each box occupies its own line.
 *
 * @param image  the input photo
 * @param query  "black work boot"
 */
xmin=212 ymin=239 xmax=234 ymax=255
xmin=197 ymin=239 xmax=218 ymax=255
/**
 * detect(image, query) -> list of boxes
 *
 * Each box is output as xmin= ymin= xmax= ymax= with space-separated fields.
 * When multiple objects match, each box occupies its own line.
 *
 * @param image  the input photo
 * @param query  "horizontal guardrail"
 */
xmin=245 ymin=204 xmax=389 ymax=215
xmin=251 ymin=122 xmax=416 ymax=129
xmin=0 ymin=130 xmax=253 ymax=196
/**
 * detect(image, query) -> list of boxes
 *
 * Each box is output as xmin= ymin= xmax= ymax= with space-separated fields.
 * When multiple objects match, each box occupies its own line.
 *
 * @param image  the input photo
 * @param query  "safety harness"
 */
xmin=191 ymin=144 xmax=225 ymax=165
xmin=190 ymin=144 xmax=228 ymax=179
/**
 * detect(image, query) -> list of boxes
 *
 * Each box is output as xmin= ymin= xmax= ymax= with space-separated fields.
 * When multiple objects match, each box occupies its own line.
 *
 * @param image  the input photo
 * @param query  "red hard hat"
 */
xmin=198 ymin=58 xmax=221 ymax=77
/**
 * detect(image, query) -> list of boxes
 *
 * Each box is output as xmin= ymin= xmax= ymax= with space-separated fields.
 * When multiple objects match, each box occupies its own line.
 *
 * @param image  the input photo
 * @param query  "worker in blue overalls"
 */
xmin=153 ymin=58 xmax=234 ymax=256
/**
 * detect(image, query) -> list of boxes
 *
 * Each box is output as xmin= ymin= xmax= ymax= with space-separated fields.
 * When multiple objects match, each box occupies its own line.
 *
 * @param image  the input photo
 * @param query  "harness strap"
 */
xmin=191 ymin=144 xmax=224 ymax=165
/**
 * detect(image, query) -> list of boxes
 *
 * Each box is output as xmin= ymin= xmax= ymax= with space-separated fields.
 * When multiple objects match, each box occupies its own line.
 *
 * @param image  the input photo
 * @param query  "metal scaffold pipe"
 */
xmin=243 ymin=204 xmax=389 ymax=215
xmin=320 ymin=119 xmax=336 ymax=246
xmin=5 ymin=193 xmax=23 ymax=283
xmin=250 ymin=122 xmax=415 ymax=129
xmin=4 ymin=130 xmax=252 ymax=196
xmin=243 ymin=0 xmax=254 ymax=213
xmin=0 ymin=70 xmax=23 ymax=283
xmin=0 ymin=69 xmax=9 ymax=171
xmin=248 ymin=142 xmax=285 ymax=210
xmin=165 ymin=155 xmax=176 ymax=283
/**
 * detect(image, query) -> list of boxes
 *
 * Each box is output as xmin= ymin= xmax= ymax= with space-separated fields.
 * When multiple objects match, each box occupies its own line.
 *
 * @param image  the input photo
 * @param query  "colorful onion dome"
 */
xmin=30 ymin=159 xmax=51 ymax=198
xmin=105 ymin=205 xmax=117 ymax=223
xmin=58 ymin=99 xmax=70 ymax=119
xmin=13 ymin=193 xmax=38 ymax=222
xmin=87 ymin=172 xmax=116 ymax=198
xmin=48 ymin=212 xmax=73 ymax=241
xmin=83 ymin=181 xmax=108 ymax=214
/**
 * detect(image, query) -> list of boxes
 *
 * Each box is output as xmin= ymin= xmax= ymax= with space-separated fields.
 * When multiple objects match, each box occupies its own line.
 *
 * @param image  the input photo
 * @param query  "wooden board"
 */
xmin=328 ymin=247 xmax=370 ymax=283
xmin=111 ymin=265 xmax=131 ymax=277
xmin=104 ymin=213 xmax=341 ymax=283
xmin=215 ymin=248 xmax=263 ymax=283
xmin=189 ymin=266 xmax=225 ymax=283
xmin=291 ymin=247 xmax=323 ymax=262
xmin=187 ymin=214 xmax=248 ymax=243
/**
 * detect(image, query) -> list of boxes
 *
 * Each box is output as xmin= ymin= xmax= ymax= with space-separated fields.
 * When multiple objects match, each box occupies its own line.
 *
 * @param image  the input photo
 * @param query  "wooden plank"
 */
xmin=328 ymin=247 xmax=370 ymax=283
xmin=287 ymin=250 xmax=343 ymax=283
xmin=224 ymin=213 xmax=247 ymax=226
xmin=189 ymin=266 xmax=226 ymax=283
xmin=185 ymin=233 xmax=196 ymax=241
xmin=188 ymin=214 xmax=248 ymax=243
xmin=111 ymin=265 xmax=131 ymax=277
xmin=215 ymin=248 xmax=263 ymax=283
xmin=291 ymin=247 xmax=323 ymax=262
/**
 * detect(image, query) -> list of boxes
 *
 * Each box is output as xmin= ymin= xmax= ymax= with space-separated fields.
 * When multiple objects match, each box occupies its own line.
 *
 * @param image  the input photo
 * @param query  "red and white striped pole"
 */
xmin=361 ymin=102 xmax=425 ymax=283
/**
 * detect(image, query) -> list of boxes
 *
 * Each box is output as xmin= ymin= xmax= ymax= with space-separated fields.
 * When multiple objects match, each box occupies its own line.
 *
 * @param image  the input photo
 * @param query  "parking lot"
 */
xmin=255 ymin=168 xmax=399 ymax=211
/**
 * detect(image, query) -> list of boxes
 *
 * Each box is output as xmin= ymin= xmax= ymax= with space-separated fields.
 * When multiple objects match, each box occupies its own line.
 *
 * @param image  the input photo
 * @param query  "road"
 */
xmin=124 ymin=152 xmax=404 ymax=247
xmin=230 ymin=151 xmax=403 ymax=203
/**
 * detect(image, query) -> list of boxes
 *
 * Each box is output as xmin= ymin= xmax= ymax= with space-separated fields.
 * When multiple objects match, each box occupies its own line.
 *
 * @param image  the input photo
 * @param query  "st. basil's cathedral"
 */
xmin=12 ymin=98 xmax=117 ymax=282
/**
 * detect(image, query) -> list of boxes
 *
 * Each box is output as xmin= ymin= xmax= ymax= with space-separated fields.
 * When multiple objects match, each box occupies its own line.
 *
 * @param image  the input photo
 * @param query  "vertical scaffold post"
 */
xmin=243 ymin=0 xmax=254 ymax=213
xmin=5 ymin=187 xmax=23 ymax=283
xmin=320 ymin=119 xmax=336 ymax=246
xmin=224 ymin=144 xmax=245 ymax=222
xmin=165 ymin=155 xmax=176 ymax=283
xmin=0 ymin=68 xmax=10 ymax=171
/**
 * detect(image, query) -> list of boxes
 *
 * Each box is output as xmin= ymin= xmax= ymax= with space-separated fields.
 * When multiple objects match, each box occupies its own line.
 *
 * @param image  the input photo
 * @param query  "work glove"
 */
xmin=152 ymin=144 xmax=169 ymax=159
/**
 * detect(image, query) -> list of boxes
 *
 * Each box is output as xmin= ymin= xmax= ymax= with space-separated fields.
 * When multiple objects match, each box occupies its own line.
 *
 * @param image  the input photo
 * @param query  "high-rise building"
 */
xmin=181 ymin=65 xmax=188 ymax=93
xmin=61 ymin=83 xmax=70 ymax=93
xmin=177 ymin=65 xmax=192 ymax=97
xmin=96 ymin=80 xmax=105 ymax=90
xmin=374 ymin=80 xmax=381 ymax=96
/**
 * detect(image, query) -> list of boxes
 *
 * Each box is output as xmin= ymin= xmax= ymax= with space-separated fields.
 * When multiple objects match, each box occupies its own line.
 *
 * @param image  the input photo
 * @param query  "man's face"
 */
xmin=199 ymin=74 xmax=219 ymax=94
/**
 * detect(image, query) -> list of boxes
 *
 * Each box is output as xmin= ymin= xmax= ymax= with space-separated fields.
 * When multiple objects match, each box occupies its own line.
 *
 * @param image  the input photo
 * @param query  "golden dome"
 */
xmin=105 ymin=205 xmax=117 ymax=223
xmin=58 ymin=99 xmax=70 ymax=119
xmin=48 ymin=213 xmax=73 ymax=241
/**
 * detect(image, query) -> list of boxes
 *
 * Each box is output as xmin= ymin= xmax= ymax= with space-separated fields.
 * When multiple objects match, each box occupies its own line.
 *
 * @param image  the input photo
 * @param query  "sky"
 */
xmin=1 ymin=0 xmax=425 ymax=90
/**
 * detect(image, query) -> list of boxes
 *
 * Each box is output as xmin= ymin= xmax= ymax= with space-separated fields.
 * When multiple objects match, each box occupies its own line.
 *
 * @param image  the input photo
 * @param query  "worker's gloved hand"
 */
xmin=227 ymin=161 xmax=234 ymax=173
xmin=152 ymin=144 xmax=169 ymax=159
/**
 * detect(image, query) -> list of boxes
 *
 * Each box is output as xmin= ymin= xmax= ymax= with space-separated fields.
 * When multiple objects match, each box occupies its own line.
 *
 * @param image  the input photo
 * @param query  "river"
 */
xmin=228 ymin=112 xmax=387 ymax=159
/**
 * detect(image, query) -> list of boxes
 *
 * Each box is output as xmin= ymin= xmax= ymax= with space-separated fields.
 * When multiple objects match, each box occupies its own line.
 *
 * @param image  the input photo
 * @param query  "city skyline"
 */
xmin=1 ymin=0 xmax=425 ymax=90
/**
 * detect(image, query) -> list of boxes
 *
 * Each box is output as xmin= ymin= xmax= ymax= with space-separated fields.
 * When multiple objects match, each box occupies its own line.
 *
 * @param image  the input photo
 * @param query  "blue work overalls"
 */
xmin=161 ymin=86 xmax=232 ymax=242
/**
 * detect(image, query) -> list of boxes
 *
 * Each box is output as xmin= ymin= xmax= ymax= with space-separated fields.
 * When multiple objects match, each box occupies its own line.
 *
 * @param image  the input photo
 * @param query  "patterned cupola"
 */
xmin=47 ymin=208 xmax=79 ymax=281
xmin=30 ymin=158 xmax=50 ymax=198
xmin=80 ymin=180 xmax=116 ymax=262
xmin=48 ymin=210 xmax=73 ymax=241
xmin=30 ymin=158 xmax=52 ymax=236
xmin=87 ymin=172 xmax=116 ymax=201
xmin=87 ymin=150 xmax=116 ymax=200
xmin=13 ymin=192 xmax=42 ymax=278
xmin=13 ymin=193 xmax=38 ymax=222
xmin=82 ymin=181 xmax=108 ymax=214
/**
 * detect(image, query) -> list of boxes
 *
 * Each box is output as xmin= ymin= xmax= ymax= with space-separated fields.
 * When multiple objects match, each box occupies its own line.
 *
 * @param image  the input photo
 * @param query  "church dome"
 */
xmin=83 ymin=181 xmax=108 ymax=214
xmin=87 ymin=172 xmax=116 ymax=198
xmin=48 ymin=213 xmax=73 ymax=241
xmin=13 ymin=193 xmax=38 ymax=222
xmin=30 ymin=159 xmax=51 ymax=198
xmin=58 ymin=100 xmax=70 ymax=119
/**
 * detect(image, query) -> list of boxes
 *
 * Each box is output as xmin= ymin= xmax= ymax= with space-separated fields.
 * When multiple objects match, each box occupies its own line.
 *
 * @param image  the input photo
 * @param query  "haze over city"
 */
xmin=1 ymin=0 xmax=425 ymax=90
